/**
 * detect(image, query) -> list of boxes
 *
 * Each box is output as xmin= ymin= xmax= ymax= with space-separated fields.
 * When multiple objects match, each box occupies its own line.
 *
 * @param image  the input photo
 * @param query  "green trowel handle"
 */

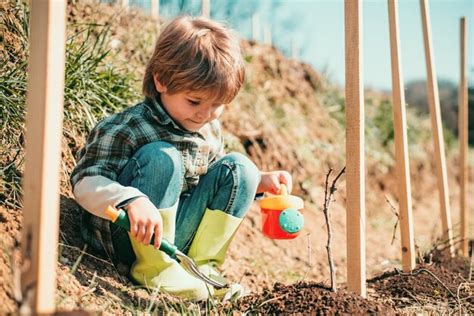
xmin=111 ymin=208 xmax=178 ymax=259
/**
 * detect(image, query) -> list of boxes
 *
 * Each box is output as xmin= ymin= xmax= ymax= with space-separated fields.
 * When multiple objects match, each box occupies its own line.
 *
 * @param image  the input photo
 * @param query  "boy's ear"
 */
xmin=153 ymin=75 xmax=167 ymax=93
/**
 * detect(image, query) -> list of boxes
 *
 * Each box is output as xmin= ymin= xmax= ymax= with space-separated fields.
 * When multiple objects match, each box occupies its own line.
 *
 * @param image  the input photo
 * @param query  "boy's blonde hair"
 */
xmin=143 ymin=16 xmax=245 ymax=104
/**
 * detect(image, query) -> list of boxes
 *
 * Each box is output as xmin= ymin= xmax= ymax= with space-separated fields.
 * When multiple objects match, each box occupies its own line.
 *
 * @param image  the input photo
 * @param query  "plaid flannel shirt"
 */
xmin=70 ymin=96 xmax=224 ymax=261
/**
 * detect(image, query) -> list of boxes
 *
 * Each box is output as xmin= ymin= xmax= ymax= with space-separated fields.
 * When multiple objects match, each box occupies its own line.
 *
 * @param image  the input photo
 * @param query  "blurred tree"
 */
xmin=118 ymin=0 xmax=301 ymax=62
xmin=158 ymin=0 xmax=300 ymax=57
xmin=157 ymin=0 xmax=199 ymax=16
xmin=405 ymin=76 xmax=474 ymax=146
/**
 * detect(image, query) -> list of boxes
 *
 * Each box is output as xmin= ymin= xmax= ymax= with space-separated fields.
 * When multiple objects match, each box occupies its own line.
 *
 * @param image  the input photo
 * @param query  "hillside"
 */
xmin=0 ymin=1 xmax=472 ymax=314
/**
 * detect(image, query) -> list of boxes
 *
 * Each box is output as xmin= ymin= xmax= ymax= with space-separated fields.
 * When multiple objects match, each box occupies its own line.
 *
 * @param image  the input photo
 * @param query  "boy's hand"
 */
xmin=126 ymin=197 xmax=163 ymax=249
xmin=257 ymin=170 xmax=293 ymax=195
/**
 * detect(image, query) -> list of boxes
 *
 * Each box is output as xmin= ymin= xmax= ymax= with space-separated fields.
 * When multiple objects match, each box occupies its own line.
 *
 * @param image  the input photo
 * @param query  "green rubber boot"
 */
xmin=187 ymin=209 xmax=244 ymax=298
xmin=129 ymin=203 xmax=210 ymax=301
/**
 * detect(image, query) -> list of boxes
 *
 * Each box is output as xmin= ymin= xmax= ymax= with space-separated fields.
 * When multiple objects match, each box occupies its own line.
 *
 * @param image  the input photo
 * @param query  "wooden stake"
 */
xmin=121 ymin=0 xmax=129 ymax=11
xmin=388 ymin=0 xmax=416 ymax=272
xmin=202 ymin=0 xmax=210 ymax=18
xmin=263 ymin=24 xmax=272 ymax=45
xmin=459 ymin=17 xmax=469 ymax=256
xmin=344 ymin=0 xmax=366 ymax=297
xmin=252 ymin=13 xmax=260 ymax=42
xmin=21 ymin=0 xmax=66 ymax=313
xmin=420 ymin=0 xmax=454 ymax=256
xmin=151 ymin=0 xmax=159 ymax=20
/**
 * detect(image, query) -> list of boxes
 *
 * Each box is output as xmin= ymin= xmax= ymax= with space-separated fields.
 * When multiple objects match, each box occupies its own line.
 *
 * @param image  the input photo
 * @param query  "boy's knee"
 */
xmin=134 ymin=141 xmax=183 ymax=176
xmin=221 ymin=152 xmax=260 ymax=190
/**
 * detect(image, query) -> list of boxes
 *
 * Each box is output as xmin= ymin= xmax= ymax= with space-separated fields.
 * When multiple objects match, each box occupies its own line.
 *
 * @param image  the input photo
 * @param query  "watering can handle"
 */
xmin=280 ymin=184 xmax=288 ymax=195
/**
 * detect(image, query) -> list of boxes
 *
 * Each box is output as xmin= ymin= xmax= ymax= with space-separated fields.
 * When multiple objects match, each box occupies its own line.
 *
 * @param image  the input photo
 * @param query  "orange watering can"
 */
xmin=259 ymin=184 xmax=304 ymax=239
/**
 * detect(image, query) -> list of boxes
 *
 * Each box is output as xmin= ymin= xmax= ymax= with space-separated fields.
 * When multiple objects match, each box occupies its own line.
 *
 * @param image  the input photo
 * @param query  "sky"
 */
xmin=133 ymin=0 xmax=474 ymax=90
xmin=253 ymin=0 xmax=474 ymax=90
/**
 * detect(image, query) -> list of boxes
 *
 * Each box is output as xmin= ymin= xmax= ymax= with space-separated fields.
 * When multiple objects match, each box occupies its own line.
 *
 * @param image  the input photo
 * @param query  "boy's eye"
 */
xmin=187 ymin=99 xmax=201 ymax=106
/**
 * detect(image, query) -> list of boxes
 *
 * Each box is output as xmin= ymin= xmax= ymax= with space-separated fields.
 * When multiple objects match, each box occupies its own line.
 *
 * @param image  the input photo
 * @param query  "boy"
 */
xmin=71 ymin=16 xmax=292 ymax=301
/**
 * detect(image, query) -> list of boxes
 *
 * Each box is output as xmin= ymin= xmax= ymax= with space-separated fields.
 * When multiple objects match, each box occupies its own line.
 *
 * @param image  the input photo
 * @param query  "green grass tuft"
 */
xmin=0 ymin=1 xmax=141 ymax=209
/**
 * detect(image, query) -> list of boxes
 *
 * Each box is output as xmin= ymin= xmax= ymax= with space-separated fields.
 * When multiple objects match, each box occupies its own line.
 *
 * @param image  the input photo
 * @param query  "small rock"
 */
xmin=59 ymin=256 xmax=70 ymax=265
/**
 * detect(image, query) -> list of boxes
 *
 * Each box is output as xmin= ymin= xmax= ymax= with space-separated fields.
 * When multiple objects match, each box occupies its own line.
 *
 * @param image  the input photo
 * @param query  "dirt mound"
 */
xmin=229 ymin=255 xmax=472 ymax=314
xmin=369 ymin=261 xmax=473 ymax=313
xmin=233 ymin=282 xmax=392 ymax=314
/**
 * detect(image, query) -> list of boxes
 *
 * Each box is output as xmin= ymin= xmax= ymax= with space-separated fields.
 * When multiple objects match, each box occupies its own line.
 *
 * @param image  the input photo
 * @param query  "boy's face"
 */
xmin=154 ymin=77 xmax=225 ymax=132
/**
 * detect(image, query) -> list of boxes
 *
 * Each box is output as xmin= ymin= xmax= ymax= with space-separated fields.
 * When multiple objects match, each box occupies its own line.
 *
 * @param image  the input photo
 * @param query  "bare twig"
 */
xmin=322 ymin=166 xmax=345 ymax=292
xmin=415 ymin=244 xmax=425 ymax=265
xmin=301 ymin=232 xmax=313 ymax=282
xmin=70 ymin=244 xmax=88 ymax=275
xmin=402 ymin=288 xmax=422 ymax=305
xmin=257 ymin=294 xmax=288 ymax=308
xmin=469 ymin=241 xmax=473 ymax=282
xmin=456 ymin=282 xmax=470 ymax=302
xmin=384 ymin=195 xmax=399 ymax=246
xmin=58 ymin=242 xmax=114 ymax=266
xmin=426 ymin=253 xmax=433 ymax=266
xmin=78 ymin=271 xmax=98 ymax=302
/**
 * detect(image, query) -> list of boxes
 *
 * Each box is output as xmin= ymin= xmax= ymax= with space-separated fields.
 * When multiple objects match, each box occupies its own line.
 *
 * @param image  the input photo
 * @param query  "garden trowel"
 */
xmin=105 ymin=205 xmax=226 ymax=289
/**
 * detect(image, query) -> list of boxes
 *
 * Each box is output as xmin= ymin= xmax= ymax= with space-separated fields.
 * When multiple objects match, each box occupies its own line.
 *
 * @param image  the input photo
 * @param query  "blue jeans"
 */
xmin=113 ymin=141 xmax=260 ymax=263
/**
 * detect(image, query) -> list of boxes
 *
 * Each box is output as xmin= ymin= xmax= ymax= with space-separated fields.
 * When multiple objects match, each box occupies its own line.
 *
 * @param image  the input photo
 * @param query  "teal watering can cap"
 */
xmin=278 ymin=208 xmax=304 ymax=234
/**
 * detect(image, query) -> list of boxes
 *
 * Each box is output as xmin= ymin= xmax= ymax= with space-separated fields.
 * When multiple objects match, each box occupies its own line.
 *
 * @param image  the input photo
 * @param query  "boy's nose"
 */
xmin=197 ymin=107 xmax=212 ymax=120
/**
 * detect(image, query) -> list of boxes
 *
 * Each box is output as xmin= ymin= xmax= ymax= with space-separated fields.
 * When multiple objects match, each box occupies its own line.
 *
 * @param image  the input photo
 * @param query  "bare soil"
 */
xmin=228 ymin=257 xmax=472 ymax=314
xmin=369 ymin=256 xmax=473 ymax=313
